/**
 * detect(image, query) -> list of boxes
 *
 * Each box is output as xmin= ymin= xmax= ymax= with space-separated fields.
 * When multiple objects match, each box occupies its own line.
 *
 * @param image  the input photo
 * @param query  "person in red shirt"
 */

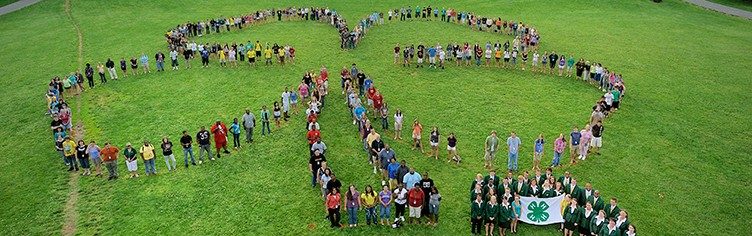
xmin=100 ymin=142 xmax=120 ymax=180
xmin=325 ymin=187 xmax=342 ymax=228
xmin=307 ymin=126 xmax=321 ymax=149
xmin=339 ymin=66 xmax=350 ymax=92
xmin=372 ymin=91 xmax=384 ymax=112
xmin=211 ymin=120 xmax=230 ymax=158
xmin=320 ymin=65 xmax=328 ymax=81
xmin=407 ymin=183 xmax=425 ymax=224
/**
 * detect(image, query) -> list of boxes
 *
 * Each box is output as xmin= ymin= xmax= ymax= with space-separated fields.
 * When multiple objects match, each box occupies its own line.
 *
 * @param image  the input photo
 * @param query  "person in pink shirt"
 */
xmin=298 ymin=80 xmax=309 ymax=103
xmin=552 ymin=133 xmax=566 ymax=167
xmin=579 ymin=124 xmax=592 ymax=161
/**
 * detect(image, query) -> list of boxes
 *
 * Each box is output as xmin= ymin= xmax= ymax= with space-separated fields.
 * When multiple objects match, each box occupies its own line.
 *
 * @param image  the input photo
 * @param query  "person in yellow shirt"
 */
xmin=219 ymin=46 xmax=227 ymax=67
xmin=140 ymin=140 xmax=157 ymax=175
xmin=247 ymin=49 xmax=255 ymax=66
xmin=360 ymin=185 xmax=378 ymax=225
xmin=62 ymin=137 xmax=78 ymax=171
xmin=254 ymin=41 xmax=262 ymax=58
xmin=278 ymin=48 xmax=285 ymax=65
xmin=264 ymin=47 xmax=273 ymax=65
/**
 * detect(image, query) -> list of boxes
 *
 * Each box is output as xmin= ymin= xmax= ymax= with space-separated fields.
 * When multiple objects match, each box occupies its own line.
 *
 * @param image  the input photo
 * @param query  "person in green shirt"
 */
xmin=260 ymin=105 xmax=271 ymax=135
xmin=498 ymin=200 xmax=514 ymax=235
xmin=484 ymin=131 xmax=499 ymax=169
xmin=611 ymin=89 xmax=621 ymax=111
xmin=590 ymin=210 xmax=607 ymax=236
xmin=566 ymin=55 xmax=576 ymax=77
xmin=563 ymin=198 xmax=582 ymax=236
xmin=123 ymin=143 xmax=139 ymax=178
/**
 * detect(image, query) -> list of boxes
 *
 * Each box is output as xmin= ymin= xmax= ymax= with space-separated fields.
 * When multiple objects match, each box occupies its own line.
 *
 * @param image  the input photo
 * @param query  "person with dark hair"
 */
xmin=361 ymin=185 xmax=378 ymax=226
xmin=326 ymin=187 xmax=342 ymax=228
xmin=345 ymin=184 xmax=361 ymax=227
xmin=100 ymin=142 xmax=119 ymax=180
xmin=427 ymin=186 xmax=442 ymax=226
xmin=211 ymin=120 xmax=230 ymax=158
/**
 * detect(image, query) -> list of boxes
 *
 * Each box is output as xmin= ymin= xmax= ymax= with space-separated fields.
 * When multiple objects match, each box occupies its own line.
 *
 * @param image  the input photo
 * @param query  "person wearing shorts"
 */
xmin=446 ymin=132 xmax=460 ymax=164
xmin=407 ymin=183 xmax=424 ymax=224
xmin=411 ymin=119 xmax=423 ymax=153
xmin=393 ymin=109 xmax=403 ymax=140
xmin=484 ymin=131 xmax=499 ymax=169
xmin=533 ymin=134 xmax=544 ymax=171
xmin=569 ymin=127 xmax=581 ymax=164
xmin=393 ymin=43 xmax=400 ymax=64
xmin=590 ymin=121 xmax=604 ymax=155
xmin=429 ymin=127 xmax=440 ymax=159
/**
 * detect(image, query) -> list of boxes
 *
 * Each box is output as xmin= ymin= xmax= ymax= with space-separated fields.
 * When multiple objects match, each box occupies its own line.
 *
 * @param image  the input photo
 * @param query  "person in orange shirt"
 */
xmin=307 ymin=126 xmax=321 ymax=151
xmin=412 ymin=119 xmax=424 ymax=153
xmin=100 ymin=142 xmax=120 ymax=180
xmin=211 ymin=120 xmax=230 ymax=158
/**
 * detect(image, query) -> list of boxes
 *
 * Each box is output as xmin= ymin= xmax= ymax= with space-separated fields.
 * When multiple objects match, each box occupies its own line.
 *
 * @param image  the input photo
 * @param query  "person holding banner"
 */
xmin=499 ymin=198 xmax=513 ymax=235
xmin=563 ymin=198 xmax=582 ymax=236
xmin=484 ymin=196 xmax=500 ymax=236
xmin=579 ymin=201 xmax=596 ymax=236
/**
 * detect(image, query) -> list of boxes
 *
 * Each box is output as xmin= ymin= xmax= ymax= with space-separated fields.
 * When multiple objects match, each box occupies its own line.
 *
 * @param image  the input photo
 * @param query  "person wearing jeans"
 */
xmin=361 ymin=186 xmax=378 ymax=226
xmin=161 ymin=137 xmax=177 ymax=171
xmin=196 ymin=126 xmax=213 ymax=162
xmin=140 ymin=140 xmax=157 ymax=175
xmin=506 ymin=132 xmax=521 ymax=172
xmin=344 ymin=185 xmax=360 ymax=227
xmin=242 ymin=109 xmax=256 ymax=143
xmin=100 ymin=143 xmax=119 ymax=180
xmin=260 ymin=106 xmax=271 ymax=135
xmin=230 ymin=118 xmax=241 ymax=149
xmin=552 ymin=133 xmax=565 ymax=167
xmin=180 ymin=131 xmax=196 ymax=167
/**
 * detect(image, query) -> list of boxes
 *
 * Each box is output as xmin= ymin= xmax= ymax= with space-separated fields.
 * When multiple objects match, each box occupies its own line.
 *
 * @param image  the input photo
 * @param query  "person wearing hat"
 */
xmin=123 ymin=142 xmax=139 ymax=178
xmin=211 ymin=120 xmax=230 ymax=158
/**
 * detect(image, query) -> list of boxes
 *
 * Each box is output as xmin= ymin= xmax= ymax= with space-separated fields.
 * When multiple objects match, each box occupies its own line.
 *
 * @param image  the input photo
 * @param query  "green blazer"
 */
xmin=558 ymin=176 xmax=571 ymax=186
xmin=484 ymin=203 xmax=500 ymax=221
xmin=563 ymin=206 xmax=582 ymax=223
xmin=528 ymin=186 xmax=541 ymax=197
xmin=512 ymin=182 xmax=530 ymax=197
xmin=497 ymin=183 xmax=512 ymax=196
xmin=616 ymin=218 xmax=630 ymax=234
xmin=484 ymin=175 xmax=500 ymax=187
xmin=587 ymin=195 xmax=605 ymax=213
xmin=599 ymin=226 xmax=621 ymax=236
xmin=470 ymin=179 xmax=485 ymax=191
xmin=580 ymin=209 xmax=596 ymax=231
xmin=604 ymin=205 xmax=620 ymax=219
xmin=590 ymin=217 xmax=607 ymax=235
xmin=470 ymin=190 xmax=483 ymax=203
xmin=470 ymin=201 xmax=485 ymax=219
xmin=534 ymin=175 xmax=546 ymax=187
xmin=541 ymin=189 xmax=556 ymax=198
xmin=565 ymin=184 xmax=583 ymax=203
xmin=498 ymin=204 xmax=514 ymax=223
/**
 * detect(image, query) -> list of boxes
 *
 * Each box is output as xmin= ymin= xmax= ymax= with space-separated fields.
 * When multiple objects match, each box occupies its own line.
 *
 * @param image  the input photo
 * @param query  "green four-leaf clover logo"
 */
xmin=526 ymin=201 xmax=550 ymax=223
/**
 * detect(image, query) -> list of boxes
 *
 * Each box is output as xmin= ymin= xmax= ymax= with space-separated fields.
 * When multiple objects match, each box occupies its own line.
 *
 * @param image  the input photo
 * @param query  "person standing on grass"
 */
xmin=273 ymin=102 xmax=282 ymax=128
xmin=419 ymin=172 xmax=434 ymax=218
xmin=393 ymin=182 xmax=408 ymax=222
xmin=242 ymin=109 xmax=256 ymax=143
xmin=499 ymin=194 xmax=514 ymax=235
xmin=506 ymin=132 xmax=521 ymax=172
xmin=387 ymin=158 xmax=400 ymax=190
xmin=309 ymin=149 xmax=326 ymax=188
xmin=403 ymin=167 xmax=422 ymax=191
xmin=100 ymin=142 xmax=119 ymax=180
xmin=470 ymin=193 xmax=484 ymax=235
xmin=361 ymin=185 xmax=378 ymax=226
xmin=120 ymin=58 xmax=128 ymax=77
xmin=260 ymin=105 xmax=271 ymax=135
xmin=569 ymin=126 xmax=581 ymax=164
xmin=446 ymin=132 xmax=460 ymax=164
xmin=105 ymin=58 xmax=117 ymax=80
xmin=86 ymin=141 xmax=102 ymax=177
xmin=552 ymin=133 xmax=566 ymax=167
xmin=407 ymin=183 xmax=424 ymax=225
xmin=211 ymin=120 xmax=231 ymax=158
xmin=485 ymin=131 xmax=500 ymax=169
xmin=411 ymin=119 xmax=424 ymax=153
xmin=76 ymin=140 xmax=90 ymax=176
xmin=161 ymin=137 xmax=177 ymax=171
xmin=124 ymin=143 xmax=138 ymax=178
xmin=563 ymin=198 xmax=581 ymax=236
xmin=429 ymin=126 xmax=440 ymax=160
xmin=230 ymin=118 xmax=241 ymax=149
xmin=96 ymin=62 xmax=106 ymax=84
xmin=311 ymin=138 xmax=327 ymax=155
xmin=578 ymin=124 xmax=592 ymax=161
xmin=393 ymin=109 xmax=403 ymax=140
xmin=281 ymin=87 xmax=292 ymax=121
xmin=533 ymin=134 xmax=545 ymax=171
xmin=140 ymin=53 xmax=151 ymax=74
xmin=155 ymin=51 xmax=165 ymax=72
xmin=307 ymin=126 xmax=321 ymax=151
xmin=427 ymin=186 xmax=442 ymax=226
xmin=63 ymin=137 xmax=78 ymax=171
xmin=590 ymin=210 xmax=607 ymax=236
xmin=180 ymin=131 xmax=196 ymax=167
xmin=591 ymin=121 xmax=604 ymax=155
xmin=345 ymin=184 xmax=361 ymax=227
xmin=140 ymin=140 xmax=157 ymax=176
xmin=197 ymin=126 xmax=213 ymax=163
xmin=84 ymin=63 xmax=95 ymax=88
xmin=378 ymin=144 xmax=395 ymax=183
xmin=378 ymin=185 xmax=392 ymax=225
xmin=580 ymin=201 xmax=596 ymax=236
xmin=170 ymin=48 xmax=179 ymax=70
xmin=484 ymin=195 xmax=500 ymax=236
xmin=326 ymin=187 xmax=342 ymax=228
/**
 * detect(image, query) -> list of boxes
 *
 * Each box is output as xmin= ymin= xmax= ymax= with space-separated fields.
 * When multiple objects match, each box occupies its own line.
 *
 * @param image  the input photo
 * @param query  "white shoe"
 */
xmin=198 ymin=161 xmax=203 ymax=165
xmin=211 ymin=158 xmax=216 ymax=161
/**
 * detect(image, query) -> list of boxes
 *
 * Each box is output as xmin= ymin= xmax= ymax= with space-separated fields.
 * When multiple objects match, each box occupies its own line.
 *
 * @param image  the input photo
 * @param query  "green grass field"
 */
xmin=1 ymin=0 xmax=751 ymax=235
xmin=708 ymin=0 xmax=752 ymax=12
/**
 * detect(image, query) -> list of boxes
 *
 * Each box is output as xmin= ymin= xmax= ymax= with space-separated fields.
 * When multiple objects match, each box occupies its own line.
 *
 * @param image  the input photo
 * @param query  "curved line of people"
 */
xmin=310 ymin=65 xmax=442 ymax=229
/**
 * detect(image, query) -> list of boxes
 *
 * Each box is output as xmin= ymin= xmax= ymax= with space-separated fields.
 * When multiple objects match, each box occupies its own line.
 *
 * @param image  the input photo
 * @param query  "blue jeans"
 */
xmin=144 ymin=159 xmax=156 ymax=174
xmin=365 ymin=207 xmax=377 ymax=225
xmin=311 ymin=171 xmax=317 ymax=188
xmin=379 ymin=204 xmax=391 ymax=220
xmin=552 ymin=151 xmax=561 ymax=167
xmin=508 ymin=152 xmax=518 ymax=171
xmin=347 ymin=207 xmax=358 ymax=224
xmin=156 ymin=61 xmax=164 ymax=71
xmin=183 ymin=147 xmax=195 ymax=165
xmin=261 ymin=121 xmax=271 ymax=135
xmin=381 ymin=117 xmax=388 ymax=130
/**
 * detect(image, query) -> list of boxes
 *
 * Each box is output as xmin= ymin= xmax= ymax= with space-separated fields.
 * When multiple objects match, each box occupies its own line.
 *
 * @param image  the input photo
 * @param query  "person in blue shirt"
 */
xmin=533 ymin=134 xmax=545 ymax=171
xmin=201 ymin=49 xmax=210 ymax=67
xmin=506 ymin=132 xmax=521 ymax=172
xmin=230 ymin=118 xmax=241 ymax=149
xmin=569 ymin=126 xmax=581 ymax=164
xmin=387 ymin=158 xmax=401 ymax=190
xmin=403 ymin=168 xmax=422 ymax=190
xmin=428 ymin=46 xmax=437 ymax=68
xmin=139 ymin=53 xmax=151 ymax=74
xmin=354 ymin=104 xmax=366 ymax=127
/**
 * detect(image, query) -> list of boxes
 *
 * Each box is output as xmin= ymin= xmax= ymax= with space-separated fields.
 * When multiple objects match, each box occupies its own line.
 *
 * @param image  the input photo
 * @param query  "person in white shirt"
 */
xmin=393 ymin=109 xmax=403 ymax=140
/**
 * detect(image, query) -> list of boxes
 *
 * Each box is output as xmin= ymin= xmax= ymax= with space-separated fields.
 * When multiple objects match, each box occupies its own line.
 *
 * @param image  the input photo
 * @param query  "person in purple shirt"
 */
xmin=569 ymin=126 xmax=581 ymax=164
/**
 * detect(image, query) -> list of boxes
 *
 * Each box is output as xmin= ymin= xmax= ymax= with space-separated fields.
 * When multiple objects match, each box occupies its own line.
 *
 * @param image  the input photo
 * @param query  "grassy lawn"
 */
xmin=708 ymin=0 xmax=752 ymax=12
xmin=1 ymin=0 xmax=751 ymax=235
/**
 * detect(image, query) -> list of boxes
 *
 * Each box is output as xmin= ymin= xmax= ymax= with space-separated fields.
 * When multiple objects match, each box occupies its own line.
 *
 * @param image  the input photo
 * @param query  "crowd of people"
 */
xmin=306 ymin=65 xmax=442 ymax=229
xmin=387 ymin=6 xmax=541 ymax=39
xmin=164 ymin=7 xmax=381 ymax=51
xmin=469 ymin=169 xmax=637 ymax=236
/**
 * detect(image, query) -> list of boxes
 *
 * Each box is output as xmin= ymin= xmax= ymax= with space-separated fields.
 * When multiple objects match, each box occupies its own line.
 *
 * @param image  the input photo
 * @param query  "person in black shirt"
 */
xmin=196 ymin=126 xmax=213 ymax=163
xmin=370 ymin=136 xmax=385 ymax=174
xmin=419 ymin=172 xmax=435 ymax=216
xmin=180 ymin=131 xmax=195 ymax=167
xmin=105 ymin=58 xmax=117 ymax=80
xmin=84 ymin=63 xmax=95 ymax=88
xmin=326 ymin=173 xmax=342 ymax=193
xmin=576 ymin=59 xmax=585 ymax=78
xmin=356 ymin=72 xmax=366 ymax=96
xmin=447 ymin=132 xmax=459 ymax=164
xmin=548 ymin=51 xmax=558 ymax=73
xmin=590 ymin=121 xmax=604 ymax=155
xmin=309 ymin=149 xmax=327 ymax=188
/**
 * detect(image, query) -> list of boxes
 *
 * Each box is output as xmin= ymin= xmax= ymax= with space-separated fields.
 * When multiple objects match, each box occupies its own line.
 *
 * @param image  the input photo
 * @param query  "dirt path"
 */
xmin=62 ymin=0 xmax=84 ymax=235
xmin=686 ymin=0 xmax=752 ymax=20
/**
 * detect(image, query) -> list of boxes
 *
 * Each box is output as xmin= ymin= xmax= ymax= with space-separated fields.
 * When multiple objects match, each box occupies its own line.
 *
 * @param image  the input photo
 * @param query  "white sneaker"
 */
xmin=198 ymin=161 xmax=203 ymax=165
xmin=211 ymin=158 xmax=216 ymax=161
xmin=382 ymin=180 xmax=386 ymax=186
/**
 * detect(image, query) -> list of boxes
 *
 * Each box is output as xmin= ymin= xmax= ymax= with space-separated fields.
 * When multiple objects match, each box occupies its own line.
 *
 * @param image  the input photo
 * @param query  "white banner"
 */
xmin=519 ymin=195 xmax=565 ymax=225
